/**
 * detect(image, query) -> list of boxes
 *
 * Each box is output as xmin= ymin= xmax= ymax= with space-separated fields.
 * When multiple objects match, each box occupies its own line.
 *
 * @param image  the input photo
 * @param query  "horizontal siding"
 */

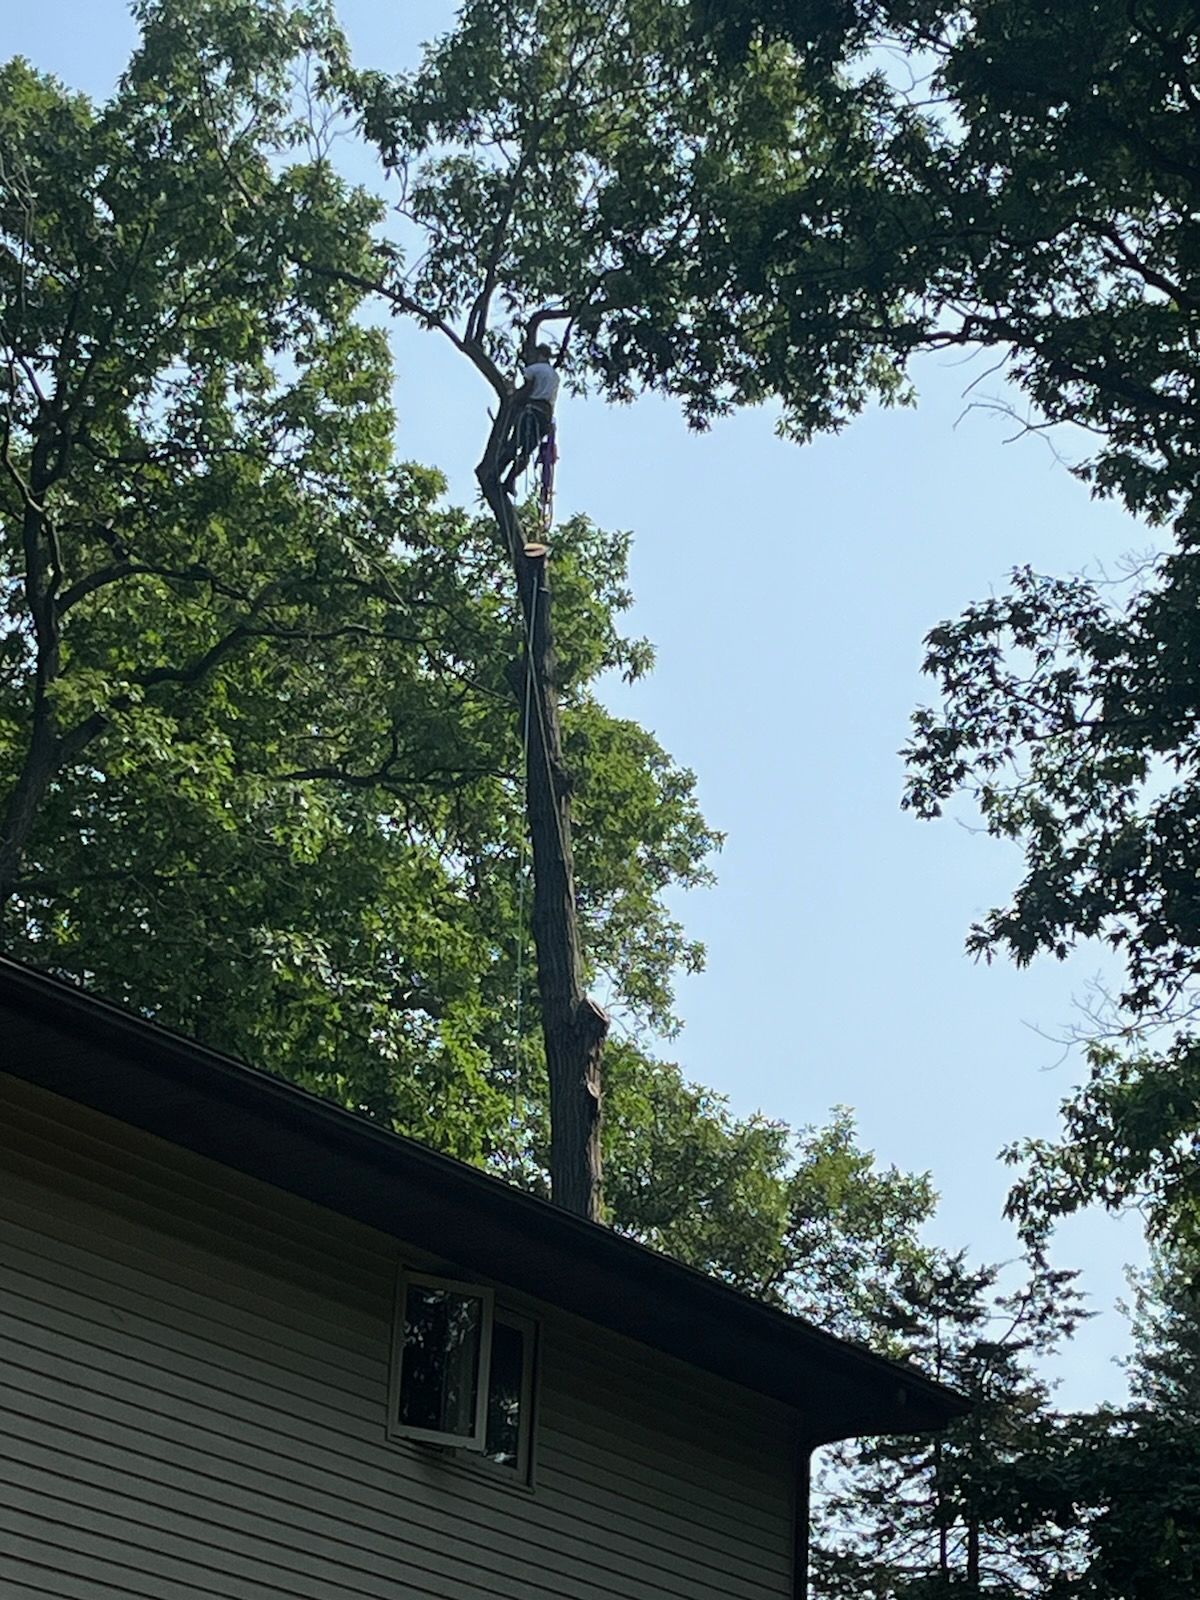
xmin=0 ymin=1071 xmax=797 ymax=1600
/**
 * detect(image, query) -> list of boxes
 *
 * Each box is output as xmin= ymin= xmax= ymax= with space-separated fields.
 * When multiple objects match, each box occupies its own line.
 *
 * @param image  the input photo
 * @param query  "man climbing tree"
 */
xmin=499 ymin=343 xmax=559 ymax=500
xmin=342 ymin=0 xmax=829 ymax=1219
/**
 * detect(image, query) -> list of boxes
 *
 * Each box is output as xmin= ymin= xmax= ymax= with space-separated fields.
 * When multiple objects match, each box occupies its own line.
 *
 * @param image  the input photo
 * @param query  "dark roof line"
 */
xmin=0 ymin=955 xmax=968 ymax=1441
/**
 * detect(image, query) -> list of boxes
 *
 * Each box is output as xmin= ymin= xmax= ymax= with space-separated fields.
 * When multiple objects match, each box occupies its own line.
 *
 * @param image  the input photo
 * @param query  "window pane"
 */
xmin=485 ymin=1318 xmax=526 ymax=1468
xmin=399 ymin=1282 xmax=483 ymax=1438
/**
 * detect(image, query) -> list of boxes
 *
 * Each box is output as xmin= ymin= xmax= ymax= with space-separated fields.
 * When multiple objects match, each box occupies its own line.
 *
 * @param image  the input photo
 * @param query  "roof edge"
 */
xmin=0 ymin=955 xmax=969 ymax=1435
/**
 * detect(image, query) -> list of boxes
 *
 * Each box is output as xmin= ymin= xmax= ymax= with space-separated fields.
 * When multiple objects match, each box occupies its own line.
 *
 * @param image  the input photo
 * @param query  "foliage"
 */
xmin=21 ymin=8 xmax=1200 ymax=1590
xmin=0 ymin=0 xmax=388 ymax=895
xmin=1002 ymin=1406 xmax=1200 ymax=1600
xmin=898 ymin=549 xmax=1200 ymax=1242
xmin=1130 ymin=1244 xmax=1200 ymax=1420
xmin=693 ymin=0 xmax=1200 ymax=515
xmin=0 ymin=1 xmax=717 ymax=1171
xmin=783 ymin=1110 xmax=938 ymax=1337
xmin=972 ymin=1249 xmax=1200 ymax=1600
xmin=681 ymin=0 xmax=1200 ymax=1242
xmin=814 ymin=1253 xmax=1087 ymax=1599
xmin=343 ymin=0 xmax=908 ymax=429
xmin=902 ymin=551 xmax=1200 ymax=1244
xmin=607 ymin=1081 xmax=938 ymax=1320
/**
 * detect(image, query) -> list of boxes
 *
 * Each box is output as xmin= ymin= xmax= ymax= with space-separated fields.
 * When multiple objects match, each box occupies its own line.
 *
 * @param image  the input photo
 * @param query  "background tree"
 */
xmin=693 ymin=0 xmax=1200 ymax=519
xmin=907 ymin=555 xmax=1200 ymax=1249
xmin=814 ymin=1253 xmax=1087 ymax=1599
xmin=680 ymin=0 xmax=1200 ymax=1244
xmin=979 ymin=1247 xmax=1200 ymax=1600
xmin=0 ymin=0 xmax=402 ymax=905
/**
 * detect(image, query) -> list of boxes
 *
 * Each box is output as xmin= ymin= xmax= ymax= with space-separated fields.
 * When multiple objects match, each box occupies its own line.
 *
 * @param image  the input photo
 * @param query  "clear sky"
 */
xmin=7 ymin=0 xmax=1153 ymax=1405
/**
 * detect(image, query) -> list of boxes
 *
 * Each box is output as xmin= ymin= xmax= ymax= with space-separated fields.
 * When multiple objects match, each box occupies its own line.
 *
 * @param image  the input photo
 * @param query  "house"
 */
xmin=0 ymin=956 xmax=966 ymax=1599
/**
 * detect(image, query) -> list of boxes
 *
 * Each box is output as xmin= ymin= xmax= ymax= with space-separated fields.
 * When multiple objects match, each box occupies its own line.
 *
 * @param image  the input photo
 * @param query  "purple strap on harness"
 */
xmin=539 ymin=422 xmax=558 ymax=512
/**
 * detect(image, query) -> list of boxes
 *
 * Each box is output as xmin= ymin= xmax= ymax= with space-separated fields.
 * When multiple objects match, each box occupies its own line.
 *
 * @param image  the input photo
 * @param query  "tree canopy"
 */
xmin=694 ymin=0 xmax=1199 ymax=513
xmin=683 ymin=0 xmax=1200 ymax=1246
xmin=343 ymin=0 xmax=912 ymax=431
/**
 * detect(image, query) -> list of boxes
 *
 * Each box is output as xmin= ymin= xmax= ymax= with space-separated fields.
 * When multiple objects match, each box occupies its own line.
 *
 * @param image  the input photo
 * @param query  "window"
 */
xmin=391 ymin=1273 xmax=493 ymax=1448
xmin=390 ymin=1271 xmax=536 ymax=1480
xmin=483 ymin=1310 xmax=535 ymax=1478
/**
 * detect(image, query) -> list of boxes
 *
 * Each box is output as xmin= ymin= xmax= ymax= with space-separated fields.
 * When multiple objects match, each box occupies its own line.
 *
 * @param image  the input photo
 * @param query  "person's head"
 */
xmin=534 ymin=343 xmax=554 ymax=364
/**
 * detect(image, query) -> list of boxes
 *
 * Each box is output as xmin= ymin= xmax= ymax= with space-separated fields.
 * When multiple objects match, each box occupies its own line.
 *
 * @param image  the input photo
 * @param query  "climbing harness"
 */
xmin=509 ymin=404 xmax=558 ymax=536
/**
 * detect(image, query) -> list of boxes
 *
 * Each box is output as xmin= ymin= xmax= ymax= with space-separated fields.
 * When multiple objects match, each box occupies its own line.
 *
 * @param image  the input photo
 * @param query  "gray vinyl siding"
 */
xmin=0 ymin=1071 xmax=798 ymax=1600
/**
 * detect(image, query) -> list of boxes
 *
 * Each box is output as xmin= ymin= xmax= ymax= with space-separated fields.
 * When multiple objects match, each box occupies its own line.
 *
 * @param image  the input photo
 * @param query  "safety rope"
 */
xmin=513 ymin=579 xmax=536 ymax=1160
xmin=509 ymin=403 xmax=565 ymax=1168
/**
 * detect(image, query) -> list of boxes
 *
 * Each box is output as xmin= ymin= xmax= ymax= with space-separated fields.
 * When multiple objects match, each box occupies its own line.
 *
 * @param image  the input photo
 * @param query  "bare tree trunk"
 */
xmin=477 ymin=410 xmax=608 ymax=1221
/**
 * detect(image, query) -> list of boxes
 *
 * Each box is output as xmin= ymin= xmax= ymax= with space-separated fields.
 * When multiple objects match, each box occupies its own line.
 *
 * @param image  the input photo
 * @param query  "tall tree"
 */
xmin=982 ymin=1248 xmax=1200 ymax=1599
xmin=0 ymin=0 xmax=390 ymax=904
xmin=814 ymin=1253 xmax=1086 ymax=1599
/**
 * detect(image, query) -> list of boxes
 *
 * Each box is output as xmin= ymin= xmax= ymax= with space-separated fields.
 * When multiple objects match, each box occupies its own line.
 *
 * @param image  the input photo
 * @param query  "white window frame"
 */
xmin=479 ymin=1307 xmax=537 ymax=1484
xmin=388 ymin=1270 xmax=495 ymax=1451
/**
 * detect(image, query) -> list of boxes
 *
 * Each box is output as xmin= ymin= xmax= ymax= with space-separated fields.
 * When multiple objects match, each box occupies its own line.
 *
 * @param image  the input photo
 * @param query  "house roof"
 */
xmin=0 ymin=956 xmax=967 ymax=1445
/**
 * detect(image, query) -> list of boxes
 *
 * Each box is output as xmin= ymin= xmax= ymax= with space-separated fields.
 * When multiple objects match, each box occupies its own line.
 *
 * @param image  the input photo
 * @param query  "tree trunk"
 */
xmin=477 ymin=415 xmax=608 ymax=1222
xmin=934 ymin=1434 xmax=950 ymax=1578
xmin=966 ymin=1516 xmax=980 ymax=1590
xmin=0 ymin=713 xmax=60 ymax=908
xmin=1 ymin=497 xmax=65 ymax=909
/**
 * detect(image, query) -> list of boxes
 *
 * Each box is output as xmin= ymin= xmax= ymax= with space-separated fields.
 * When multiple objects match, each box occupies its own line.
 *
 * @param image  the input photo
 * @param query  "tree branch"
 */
xmin=301 ymin=258 xmax=510 ymax=400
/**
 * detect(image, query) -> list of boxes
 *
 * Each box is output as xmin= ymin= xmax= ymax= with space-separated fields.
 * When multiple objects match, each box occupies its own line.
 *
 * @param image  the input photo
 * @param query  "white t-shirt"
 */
xmin=522 ymin=361 xmax=560 ymax=407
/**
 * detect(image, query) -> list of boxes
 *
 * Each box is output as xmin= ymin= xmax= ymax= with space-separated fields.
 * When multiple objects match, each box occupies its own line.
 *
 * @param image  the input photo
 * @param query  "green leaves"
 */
xmin=344 ymin=0 xmax=869 ymax=425
xmin=689 ymin=0 xmax=1200 ymax=513
xmin=904 ymin=547 xmax=1200 ymax=1244
xmin=0 ymin=2 xmax=720 ymax=1178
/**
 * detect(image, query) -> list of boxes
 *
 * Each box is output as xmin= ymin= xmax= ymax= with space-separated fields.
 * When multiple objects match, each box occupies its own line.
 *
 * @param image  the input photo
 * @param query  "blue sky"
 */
xmin=8 ymin=0 xmax=1155 ymax=1405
